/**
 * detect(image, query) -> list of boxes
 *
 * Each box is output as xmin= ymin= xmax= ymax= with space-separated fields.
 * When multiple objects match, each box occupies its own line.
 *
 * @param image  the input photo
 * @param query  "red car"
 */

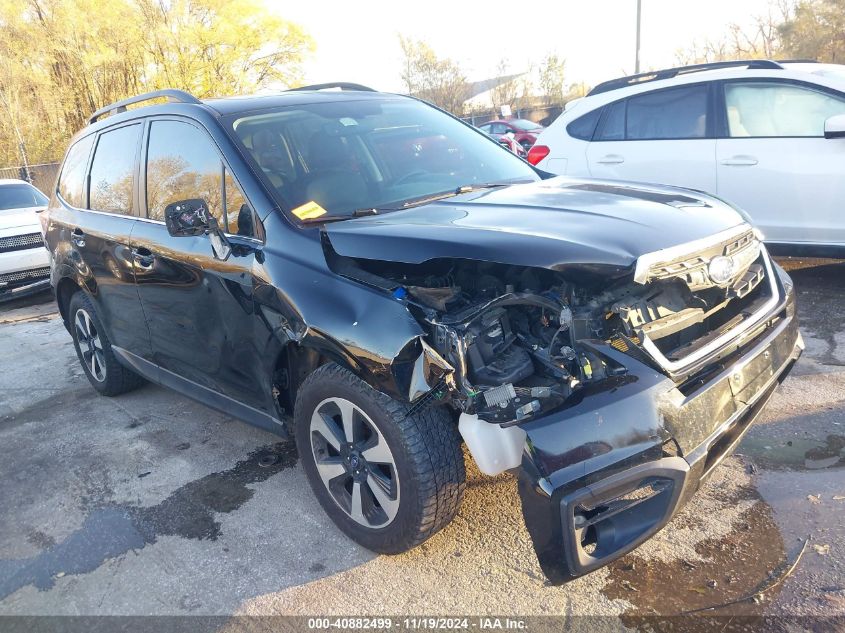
xmin=478 ymin=118 xmax=544 ymax=150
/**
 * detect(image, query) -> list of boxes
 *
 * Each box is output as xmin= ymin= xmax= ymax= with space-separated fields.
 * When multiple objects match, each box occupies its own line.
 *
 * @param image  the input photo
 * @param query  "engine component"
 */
xmin=466 ymin=307 xmax=534 ymax=385
xmin=483 ymin=383 xmax=517 ymax=408
xmin=458 ymin=412 xmax=526 ymax=476
xmin=515 ymin=399 xmax=541 ymax=420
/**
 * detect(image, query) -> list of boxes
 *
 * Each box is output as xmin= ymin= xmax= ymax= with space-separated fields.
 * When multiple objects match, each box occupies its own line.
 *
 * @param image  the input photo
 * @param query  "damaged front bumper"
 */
xmin=517 ymin=278 xmax=803 ymax=585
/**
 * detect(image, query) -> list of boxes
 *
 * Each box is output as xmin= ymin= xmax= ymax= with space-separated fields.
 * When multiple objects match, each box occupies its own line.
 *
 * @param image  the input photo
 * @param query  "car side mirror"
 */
xmin=164 ymin=198 xmax=231 ymax=261
xmin=824 ymin=114 xmax=845 ymax=139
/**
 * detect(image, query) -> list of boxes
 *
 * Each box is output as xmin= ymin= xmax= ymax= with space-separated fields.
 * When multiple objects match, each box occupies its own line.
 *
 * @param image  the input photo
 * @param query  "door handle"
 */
xmin=71 ymin=228 xmax=85 ymax=248
xmin=596 ymin=154 xmax=625 ymax=165
xmin=131 ymin=247 xmax=155 ymax=269
xmin=720 ymin=155 xmax=758 ymax=166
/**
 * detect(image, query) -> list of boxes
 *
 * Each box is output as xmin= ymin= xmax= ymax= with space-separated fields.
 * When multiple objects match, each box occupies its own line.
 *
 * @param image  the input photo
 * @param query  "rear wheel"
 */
xmin=69 ymin=292 xmax=145 ymax=396
xmin=294 ymin=363 xmax=465 ymax=553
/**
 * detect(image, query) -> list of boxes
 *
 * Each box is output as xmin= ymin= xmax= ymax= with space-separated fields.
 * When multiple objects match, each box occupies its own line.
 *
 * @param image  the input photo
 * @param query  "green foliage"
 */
xmin=779 ymin=0 xmax=845 ymax=62
xmin=399 ymin=35 xmax=470 ymax=115
xmin=0 ymin=0 xmax=313 ymax=167
xmin=538 ymin=53 xmax=566 ymax=105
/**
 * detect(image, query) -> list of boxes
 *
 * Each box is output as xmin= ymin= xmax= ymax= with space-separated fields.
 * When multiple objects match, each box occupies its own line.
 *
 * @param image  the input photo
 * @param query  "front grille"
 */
xmin=0 ymin=232 xmax=44 ymax=254
xmin=0 ymin=266 xmax=50 ymax=288
xmin=644 ymin=228 xmax=759 ymax=291
xmin=633 ymin=225 xmax=780 ymax=374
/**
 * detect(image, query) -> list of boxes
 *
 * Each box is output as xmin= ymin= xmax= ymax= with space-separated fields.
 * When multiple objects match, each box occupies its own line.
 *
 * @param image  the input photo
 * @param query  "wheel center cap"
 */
xmin=349 ymin=454 xmax=360 ymax=470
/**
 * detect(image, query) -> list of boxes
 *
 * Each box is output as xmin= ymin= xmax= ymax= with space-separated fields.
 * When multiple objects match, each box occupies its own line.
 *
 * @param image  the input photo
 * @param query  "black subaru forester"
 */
xmin=41 ymin=84 xmax=803 ymax=584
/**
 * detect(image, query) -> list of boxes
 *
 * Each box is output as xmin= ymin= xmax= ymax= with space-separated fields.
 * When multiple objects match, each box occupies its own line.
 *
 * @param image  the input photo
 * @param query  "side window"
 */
xmin=566 ymin=107 xmax=602 ymax=141
xmin=725 ymin=81 xmax=845 ymax=137
xmin=146 ymin=120 xmax=224 ymax=225
xmin=626 ymin=85 xmax=708 ymax=140
xmin=146 ymin=120 xmax=255 ymax=236
xmin=595 ymin=100 xmax=625 ymax=141
xmin=89 ymin=124 xmax=142 ymax=215
xmin=479 ymin=124 xmax=492 ymax=133
xmin=57 ymin=135 xmax=95 ymax=208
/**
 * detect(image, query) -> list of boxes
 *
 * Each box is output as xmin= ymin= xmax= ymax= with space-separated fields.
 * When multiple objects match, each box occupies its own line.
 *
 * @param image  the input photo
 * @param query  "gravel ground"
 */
xmin=0 ymin=259 xmax=843 ymax=628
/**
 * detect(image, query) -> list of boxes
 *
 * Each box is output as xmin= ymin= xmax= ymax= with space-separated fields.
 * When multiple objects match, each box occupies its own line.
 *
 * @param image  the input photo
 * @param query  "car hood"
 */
xmin=0 ymin=206 xmax=43 ymax=234
xmin=324 ymin=177 xmax=747 ymax=274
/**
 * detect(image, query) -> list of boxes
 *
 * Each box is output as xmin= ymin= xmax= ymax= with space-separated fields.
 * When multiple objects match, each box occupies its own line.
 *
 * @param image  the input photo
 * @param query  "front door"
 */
xmin=131 ymin=118 xmax=269 ymax=412
xmin=715 ymin=79 xmax=845 ymax=246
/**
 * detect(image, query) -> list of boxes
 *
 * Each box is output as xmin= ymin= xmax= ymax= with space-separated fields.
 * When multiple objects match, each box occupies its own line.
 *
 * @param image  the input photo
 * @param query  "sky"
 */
xmin=275 ymin=0 xmax=776 ymax=92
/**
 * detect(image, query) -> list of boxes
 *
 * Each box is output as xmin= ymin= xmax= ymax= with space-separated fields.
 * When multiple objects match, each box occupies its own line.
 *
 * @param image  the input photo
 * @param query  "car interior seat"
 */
xmin=302 ymin=131 xmax=368 ymax=213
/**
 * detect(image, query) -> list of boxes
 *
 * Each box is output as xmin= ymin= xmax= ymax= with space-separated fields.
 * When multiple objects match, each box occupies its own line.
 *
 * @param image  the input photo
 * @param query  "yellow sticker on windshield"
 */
xmin=292 ymin=201 xmax=327 ymax=220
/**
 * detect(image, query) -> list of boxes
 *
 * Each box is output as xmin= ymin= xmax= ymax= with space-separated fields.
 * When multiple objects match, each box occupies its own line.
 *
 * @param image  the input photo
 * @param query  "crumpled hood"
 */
xmin=0 ymin=206 xmax=43 ymax=236
xmin=325 ymin=177 xmax=746 ymax=273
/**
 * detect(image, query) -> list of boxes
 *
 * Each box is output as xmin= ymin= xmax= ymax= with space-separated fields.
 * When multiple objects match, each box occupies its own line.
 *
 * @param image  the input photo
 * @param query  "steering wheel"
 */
xmin=393 ymin=170 xmax=432 ymax=187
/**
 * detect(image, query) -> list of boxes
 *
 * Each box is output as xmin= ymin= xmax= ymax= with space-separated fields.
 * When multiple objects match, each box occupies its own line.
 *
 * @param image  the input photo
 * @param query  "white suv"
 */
xmin=0 ymin=179 xmax=50 ymax=301
xmin=529 ymin=60 xmax=845 ymax=256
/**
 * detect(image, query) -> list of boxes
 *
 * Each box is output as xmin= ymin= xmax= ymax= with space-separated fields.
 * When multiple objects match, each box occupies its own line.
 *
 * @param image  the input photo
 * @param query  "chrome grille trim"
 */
xmin=638 ymin=227 xmax=761 ymax=291
xmin=639 ymin=247 xmax=780 ymax=374
xmin=634 ymin=224 xmax=757 ymax=285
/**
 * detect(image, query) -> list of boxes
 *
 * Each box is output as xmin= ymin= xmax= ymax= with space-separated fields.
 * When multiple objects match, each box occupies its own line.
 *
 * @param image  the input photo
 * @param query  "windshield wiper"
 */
xmin=401 ymin=182 xmax=511 ymax=209
xmin=298 ymin=207 xmax=381 ymax=224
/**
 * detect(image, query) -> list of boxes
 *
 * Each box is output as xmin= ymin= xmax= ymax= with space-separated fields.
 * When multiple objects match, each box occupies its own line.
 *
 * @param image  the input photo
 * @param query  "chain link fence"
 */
xmin=461 ymin=104 xmax=565 ymax=128
xmin=0 ymin=162 xmax=61 ymax=196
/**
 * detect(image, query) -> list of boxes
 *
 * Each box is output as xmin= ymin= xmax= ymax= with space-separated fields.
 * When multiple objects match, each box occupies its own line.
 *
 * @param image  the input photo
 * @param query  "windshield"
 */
xmin=0 ymin=183 xmax=49 ymax=211
xmin=510 ymin=119 xmax=542 ymax=131
xmin=226 ymin=97 xmax=539 ymax=221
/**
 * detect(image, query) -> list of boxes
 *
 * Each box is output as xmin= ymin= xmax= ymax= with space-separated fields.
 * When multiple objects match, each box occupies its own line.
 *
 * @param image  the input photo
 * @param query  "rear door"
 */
xmin=586 ymin=83 xmax=717 ymax=193
xmin=715 ymin=79 xmax=845 ymax=245
xmin=130 ymin=118 xmax=270 ymax=412
xmin=48 ymin=123 xmax=150 ymax=356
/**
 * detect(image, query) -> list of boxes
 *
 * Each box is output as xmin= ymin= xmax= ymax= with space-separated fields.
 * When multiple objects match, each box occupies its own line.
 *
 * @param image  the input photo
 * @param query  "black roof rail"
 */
xmin=288 ymin=82 xmax=376 ymax=92
xmin=587 ymin=60 xmax=784 ymax=96
xmin=89 ymin=89 xmax=202 ymax=124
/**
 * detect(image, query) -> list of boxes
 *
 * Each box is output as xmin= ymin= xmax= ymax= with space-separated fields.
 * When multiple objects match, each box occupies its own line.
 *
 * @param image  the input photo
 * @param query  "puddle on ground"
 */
xmin=740 ymin=434 xmax=845 ymax=472
xmin=0 ymin=442 xmax=297 ymax=599
xmin=604 ymin=496 xmax=788 ymax=630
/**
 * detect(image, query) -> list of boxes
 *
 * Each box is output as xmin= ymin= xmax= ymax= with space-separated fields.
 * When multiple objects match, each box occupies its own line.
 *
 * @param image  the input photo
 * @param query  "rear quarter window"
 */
xmin=566 ymin=107 xmax=602 ymax=141
xmin=57 ymin=135 xmax=95 ymax=208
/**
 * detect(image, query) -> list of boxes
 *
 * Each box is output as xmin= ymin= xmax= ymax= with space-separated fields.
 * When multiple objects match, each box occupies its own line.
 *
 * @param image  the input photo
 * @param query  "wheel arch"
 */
xmin=55 ymin=276 xmax=84 ymax=331
xmin=271 ymin=336 xmax=367 ymax=420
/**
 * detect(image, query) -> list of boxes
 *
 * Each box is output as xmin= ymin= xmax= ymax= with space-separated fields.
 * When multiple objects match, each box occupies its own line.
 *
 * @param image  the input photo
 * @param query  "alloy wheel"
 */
xmin=309 ymin=397 xmax=400 ymax=528
xmin=74 ymin=308 xmax=106 ymax=382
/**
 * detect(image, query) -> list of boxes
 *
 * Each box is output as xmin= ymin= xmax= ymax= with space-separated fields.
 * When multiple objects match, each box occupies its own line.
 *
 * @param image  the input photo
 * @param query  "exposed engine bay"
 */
xmin=332 ymin=243 xmax=770 ymax=427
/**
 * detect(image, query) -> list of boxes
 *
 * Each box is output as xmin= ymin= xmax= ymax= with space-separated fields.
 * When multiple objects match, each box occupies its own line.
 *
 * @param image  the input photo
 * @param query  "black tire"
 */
xmin=68 ymin=292 xmax=146 ymax=396
xmin=293 ymin=363 xmax=465 ymax=554
xmin=520 ymin=139 xmax=533 ymax=151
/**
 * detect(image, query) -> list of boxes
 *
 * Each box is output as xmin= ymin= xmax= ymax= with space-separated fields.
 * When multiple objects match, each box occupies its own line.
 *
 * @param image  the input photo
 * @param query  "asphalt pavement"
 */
xmin=0 ymin=259 xmax=843 ymax=628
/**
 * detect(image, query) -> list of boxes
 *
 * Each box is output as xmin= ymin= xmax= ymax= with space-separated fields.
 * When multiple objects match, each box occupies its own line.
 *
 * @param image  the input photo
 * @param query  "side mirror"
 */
xmin=164 ymin=198 xmax=231 ymax=261
xmin=824 ymin=114 xmax=845 ymax=139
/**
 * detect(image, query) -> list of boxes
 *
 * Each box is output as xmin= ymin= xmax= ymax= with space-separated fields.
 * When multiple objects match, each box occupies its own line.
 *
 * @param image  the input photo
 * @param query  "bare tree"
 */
xmin=538 ymin=53 xmax=566 ymax=105
xmin=675 ymin=1 xmax=792 ymax=65
xmin=398 ymin=35 xmax=470 ymax=115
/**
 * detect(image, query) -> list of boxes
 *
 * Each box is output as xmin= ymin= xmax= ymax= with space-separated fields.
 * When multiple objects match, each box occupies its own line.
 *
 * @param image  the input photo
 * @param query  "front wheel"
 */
xmin=293 ymin=363 xmax=465 ymax=554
